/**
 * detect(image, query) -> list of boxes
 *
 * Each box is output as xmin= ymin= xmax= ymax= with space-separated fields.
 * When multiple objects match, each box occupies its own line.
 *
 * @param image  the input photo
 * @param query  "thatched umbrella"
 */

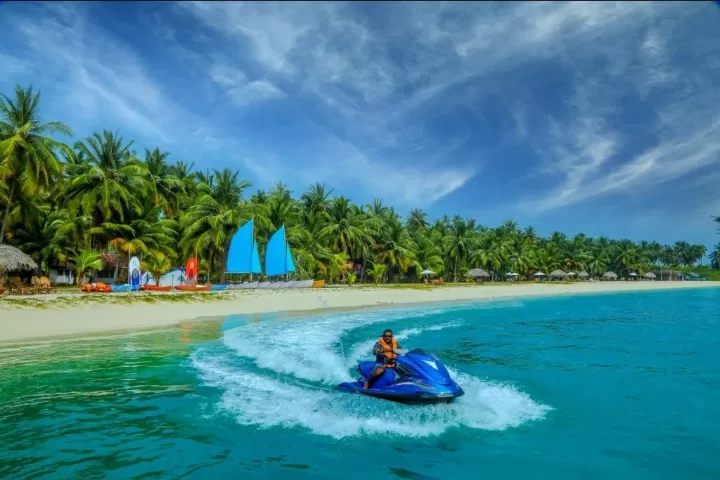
xmin=0 ymin=245 xmax=39 ymax=275
xmin=550 ymin=269 xmax=566 ymax=278
xmin=467 ymin=268 xmax=490 ymax=278
xmin=602 ymin=271 xmax=618 ymax=279
xmin=577 ymin=271 xmax=590 ymax=278
xmin=643 ymin=272 xmax=656 ymax=279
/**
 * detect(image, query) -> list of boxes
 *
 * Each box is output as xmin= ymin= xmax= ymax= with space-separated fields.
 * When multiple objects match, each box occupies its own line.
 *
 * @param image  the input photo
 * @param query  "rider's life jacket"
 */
xmin=376 ymin=336 xmax=399 ymax=368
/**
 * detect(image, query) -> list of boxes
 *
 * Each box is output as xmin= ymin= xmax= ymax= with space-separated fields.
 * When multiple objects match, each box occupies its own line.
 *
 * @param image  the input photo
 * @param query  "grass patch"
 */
xmin=0 ymin=290 xmax=235 ymax=309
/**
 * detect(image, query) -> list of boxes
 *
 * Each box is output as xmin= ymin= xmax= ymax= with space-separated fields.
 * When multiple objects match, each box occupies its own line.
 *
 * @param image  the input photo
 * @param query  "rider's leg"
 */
xmin=364 ymin=366 xmax=386 ymax=389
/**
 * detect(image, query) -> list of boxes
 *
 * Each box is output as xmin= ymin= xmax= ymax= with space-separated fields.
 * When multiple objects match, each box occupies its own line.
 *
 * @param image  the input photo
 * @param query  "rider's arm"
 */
xmin=372 ymin=342 xmax=383 ymax=356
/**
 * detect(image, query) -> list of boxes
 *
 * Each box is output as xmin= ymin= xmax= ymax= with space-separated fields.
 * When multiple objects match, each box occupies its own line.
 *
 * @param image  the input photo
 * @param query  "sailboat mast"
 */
xmin=250 ymin=216 xmax=254 ymax=282
xmin=284 ymin=225 xmax=288 ymax=282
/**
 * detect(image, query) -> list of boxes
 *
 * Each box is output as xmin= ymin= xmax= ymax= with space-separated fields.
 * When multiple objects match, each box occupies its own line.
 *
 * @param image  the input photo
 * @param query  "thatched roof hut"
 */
xmin=550 ymin=269 xmax=566 ymax=278
xmin=602 ymin=271 xmax=618 ymax=279
xmin=467 ymin=268 xmax=490 ymax=278
xmin=0 ymin=245 xmax=38 ymax=275
xmin=577 ymin=271 xmax=590 ymax=278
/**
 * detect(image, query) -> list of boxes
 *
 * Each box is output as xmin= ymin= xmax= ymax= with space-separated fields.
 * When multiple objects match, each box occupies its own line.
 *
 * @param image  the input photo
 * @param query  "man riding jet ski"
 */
xmin=338 ymin=328 xmax=464 ymax=404
xmin=364 ymin=329 xmax=402 ymax=389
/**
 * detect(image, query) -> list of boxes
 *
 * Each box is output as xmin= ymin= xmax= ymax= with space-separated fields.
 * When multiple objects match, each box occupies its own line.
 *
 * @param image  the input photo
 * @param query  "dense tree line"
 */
xmin=1 ymin=85 xmax=718 ymax=285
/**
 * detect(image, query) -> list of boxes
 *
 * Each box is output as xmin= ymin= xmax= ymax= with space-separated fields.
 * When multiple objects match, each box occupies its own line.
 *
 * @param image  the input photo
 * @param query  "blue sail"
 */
xmin=226 ymin=219 xmax=263 ymax=274
xmin=265 ymin=225 xmax=296 ymax=276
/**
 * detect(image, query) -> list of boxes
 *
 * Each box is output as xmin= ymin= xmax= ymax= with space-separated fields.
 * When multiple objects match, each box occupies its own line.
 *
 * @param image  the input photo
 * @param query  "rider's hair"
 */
xmin=383 ymin=329 xmax=393 ymax=335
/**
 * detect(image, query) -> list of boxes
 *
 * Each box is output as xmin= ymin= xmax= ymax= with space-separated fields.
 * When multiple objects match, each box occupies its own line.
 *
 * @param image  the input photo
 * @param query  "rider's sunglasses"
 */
xmin=383 ymin=334 xmax=392 ymax=339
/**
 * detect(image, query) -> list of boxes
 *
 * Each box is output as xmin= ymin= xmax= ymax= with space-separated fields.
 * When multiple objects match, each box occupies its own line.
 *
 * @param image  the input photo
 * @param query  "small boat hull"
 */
xmin=175 ymin=285 xmax=211 ymax=292
xmin=141 ymin=285 xmax=172 ymax=292
xmin=111 ymin=285 xmax=133 ymax=293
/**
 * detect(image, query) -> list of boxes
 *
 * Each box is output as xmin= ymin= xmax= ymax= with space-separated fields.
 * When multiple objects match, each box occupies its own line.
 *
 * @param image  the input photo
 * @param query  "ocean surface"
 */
xmin=1 ymin=288 xmax=719 ymax=479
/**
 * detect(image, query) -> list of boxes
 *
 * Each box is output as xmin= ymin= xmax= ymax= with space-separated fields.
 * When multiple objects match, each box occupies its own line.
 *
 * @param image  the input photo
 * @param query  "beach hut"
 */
xmin=549 ymin=269 xmax=566 ymax=280
xmin=467 ymin=268 xmax=490 ymax=283
xmin=577 ymin=271 xmax=590 ymax=280
xmin=467 ymin=268 xmax=490 ymax=278
xmin=0 ymin=245 xmax=39 ymax=294
xmin=643 ymin=272 xmax=656 ymax=281
xmin=628 ymin=272 xmax=638 ymax=280
xmin=0 ymin=245 xmax=38 ymax=276
xmin=602 ymin=271 xmax=618 ymax=280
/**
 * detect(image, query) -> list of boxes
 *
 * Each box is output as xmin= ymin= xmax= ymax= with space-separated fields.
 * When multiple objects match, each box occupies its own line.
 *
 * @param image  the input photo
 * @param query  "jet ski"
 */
xmin=337 ymin=348 xmax=464 ymax=404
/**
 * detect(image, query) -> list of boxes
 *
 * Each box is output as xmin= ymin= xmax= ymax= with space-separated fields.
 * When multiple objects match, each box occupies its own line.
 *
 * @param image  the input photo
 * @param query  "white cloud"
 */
xmin=208 ymin=63 xmax=285 ymax=107
xmin=0 ymin=3 xmax=215 ymax=147
xmin=3 ymin=1 xmax=717 ymax=214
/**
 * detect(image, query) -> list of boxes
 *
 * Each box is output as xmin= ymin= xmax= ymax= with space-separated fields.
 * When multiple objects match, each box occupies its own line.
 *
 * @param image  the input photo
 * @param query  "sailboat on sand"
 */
xmin=226 ymin=218 xmax=263 ymax=289
xmin=264 ymin=225 xmax=314 ymax=289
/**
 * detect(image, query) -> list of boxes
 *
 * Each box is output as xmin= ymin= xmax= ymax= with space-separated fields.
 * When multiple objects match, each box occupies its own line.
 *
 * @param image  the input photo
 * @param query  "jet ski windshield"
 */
xmin=407 ymin=348 xmax=429 ymax=356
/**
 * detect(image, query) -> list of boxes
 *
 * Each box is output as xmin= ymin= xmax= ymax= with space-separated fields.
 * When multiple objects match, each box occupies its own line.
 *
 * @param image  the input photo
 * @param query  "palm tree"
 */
xmin=73 ymin=249 xmax=104 ymax=287
xmin=66 ymin=130 xmax=149 ymax=239
xmin=444 ymin=218 xmax=475 ymax=282
xmin=142 ymin=251 xmax=173 ymax=286
xmin=0 ymin=85 xmax=72 ymax=242
xmin=374 ymin=216 xmax=415 ymax=280
xmin=301 ymin=182 xmax=334 ymax=216
xmin=144 ymin=147 xmax=185 ymax=217
xmin=9 ymin=208 xmax=69 ymax=273
xmin=366 ymin=262 xmax=387 ymax=284
xmin=321 ymin=196 xmax=372 ymax=255
xmin=709 ymin=243 xmax=720 ymax=269
xmin=406 ymin=209 xmax=429 ymax=233
xmin=412 ymin=230 xmax=444 ymax=276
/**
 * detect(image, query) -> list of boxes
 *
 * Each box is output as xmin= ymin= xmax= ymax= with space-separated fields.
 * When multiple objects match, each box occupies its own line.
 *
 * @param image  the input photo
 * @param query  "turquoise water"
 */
xmin=1 ymin=288 xmax=719 ymax=479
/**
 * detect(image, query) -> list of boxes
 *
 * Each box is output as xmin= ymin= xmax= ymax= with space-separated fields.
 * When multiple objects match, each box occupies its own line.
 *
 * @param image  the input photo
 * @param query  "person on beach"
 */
xmin=364 ymin=329 xmax=402 ymax=389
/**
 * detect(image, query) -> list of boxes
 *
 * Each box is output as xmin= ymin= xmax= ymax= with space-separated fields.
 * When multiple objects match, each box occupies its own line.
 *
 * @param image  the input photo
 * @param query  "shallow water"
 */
xmin=1 ymin=289 xmax=719 ymax=479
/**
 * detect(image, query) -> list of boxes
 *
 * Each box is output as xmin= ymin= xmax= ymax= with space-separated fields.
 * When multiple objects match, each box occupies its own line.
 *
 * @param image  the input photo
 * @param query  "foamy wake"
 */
xmin=190 ymin=302 xmax=550 ymax=439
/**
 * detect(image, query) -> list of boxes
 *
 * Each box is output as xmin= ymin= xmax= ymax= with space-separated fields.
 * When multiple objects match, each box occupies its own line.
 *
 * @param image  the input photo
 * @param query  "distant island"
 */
xmin=2 ymin=84 xmax=719 ymax=286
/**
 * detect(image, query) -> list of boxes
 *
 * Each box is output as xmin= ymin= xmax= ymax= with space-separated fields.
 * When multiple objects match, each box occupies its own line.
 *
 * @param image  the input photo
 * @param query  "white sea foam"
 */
xmin=192 ymin=351 xmax=550 ymax=439
xmin=190 ymin=302 xmax=550 ymax=439
xmin=221 ymin=307 xmax=450 ymax=385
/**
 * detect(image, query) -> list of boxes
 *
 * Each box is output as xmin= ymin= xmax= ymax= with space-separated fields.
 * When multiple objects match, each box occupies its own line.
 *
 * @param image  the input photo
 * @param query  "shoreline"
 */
xmin=1 ymin=281 xmax=718 ymax=344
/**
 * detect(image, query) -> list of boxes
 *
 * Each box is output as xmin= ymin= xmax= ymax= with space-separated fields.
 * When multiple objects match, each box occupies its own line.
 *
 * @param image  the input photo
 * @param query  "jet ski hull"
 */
xmin=337 ymin=380 xmax=463 ymax=405
xmin=337 ymin=351 xmax=465 ymax=405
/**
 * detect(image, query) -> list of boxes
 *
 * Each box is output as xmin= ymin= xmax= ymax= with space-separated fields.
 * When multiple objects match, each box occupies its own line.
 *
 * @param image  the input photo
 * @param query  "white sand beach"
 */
xmin=1 ymin=281 xmax=718 ymax=343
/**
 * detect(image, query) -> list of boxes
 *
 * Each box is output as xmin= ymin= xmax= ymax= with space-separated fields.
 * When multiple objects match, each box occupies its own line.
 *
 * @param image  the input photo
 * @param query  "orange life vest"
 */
xmin=377 ymin=336 xmax=399 ymax=368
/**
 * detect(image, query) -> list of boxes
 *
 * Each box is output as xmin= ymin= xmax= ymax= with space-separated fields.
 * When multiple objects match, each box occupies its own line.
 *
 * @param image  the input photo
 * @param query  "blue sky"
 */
xmin=1 ymin=2 xmax=719 ymax=252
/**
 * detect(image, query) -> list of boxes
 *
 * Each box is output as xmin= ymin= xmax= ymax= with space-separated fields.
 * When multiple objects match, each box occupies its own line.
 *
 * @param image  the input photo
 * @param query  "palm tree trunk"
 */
xmin=113 ymin=253 xmax=120 ymax=282
xmin=0 ymin=179 xmax=17 ymax=244
xmin=220 ymin=250 xmax=229 ymax=284
xmin=453 ymin=260 xmax=458 ymax=283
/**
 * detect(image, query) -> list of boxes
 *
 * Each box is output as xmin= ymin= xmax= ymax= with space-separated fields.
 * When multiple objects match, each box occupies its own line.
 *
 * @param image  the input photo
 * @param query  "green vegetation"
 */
xmin=1 ymin=84 xmax=719 ymax=286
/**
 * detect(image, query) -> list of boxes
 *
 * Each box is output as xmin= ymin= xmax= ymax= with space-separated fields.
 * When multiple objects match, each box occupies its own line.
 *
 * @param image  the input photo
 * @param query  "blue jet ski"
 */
xmin=338 ymin=348 xmax=464 ymax=404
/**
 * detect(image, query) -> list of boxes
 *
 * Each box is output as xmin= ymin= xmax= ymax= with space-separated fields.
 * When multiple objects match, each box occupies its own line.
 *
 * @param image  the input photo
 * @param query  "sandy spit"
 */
xmin=1 ymin=281 xmax=718 ymax=343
